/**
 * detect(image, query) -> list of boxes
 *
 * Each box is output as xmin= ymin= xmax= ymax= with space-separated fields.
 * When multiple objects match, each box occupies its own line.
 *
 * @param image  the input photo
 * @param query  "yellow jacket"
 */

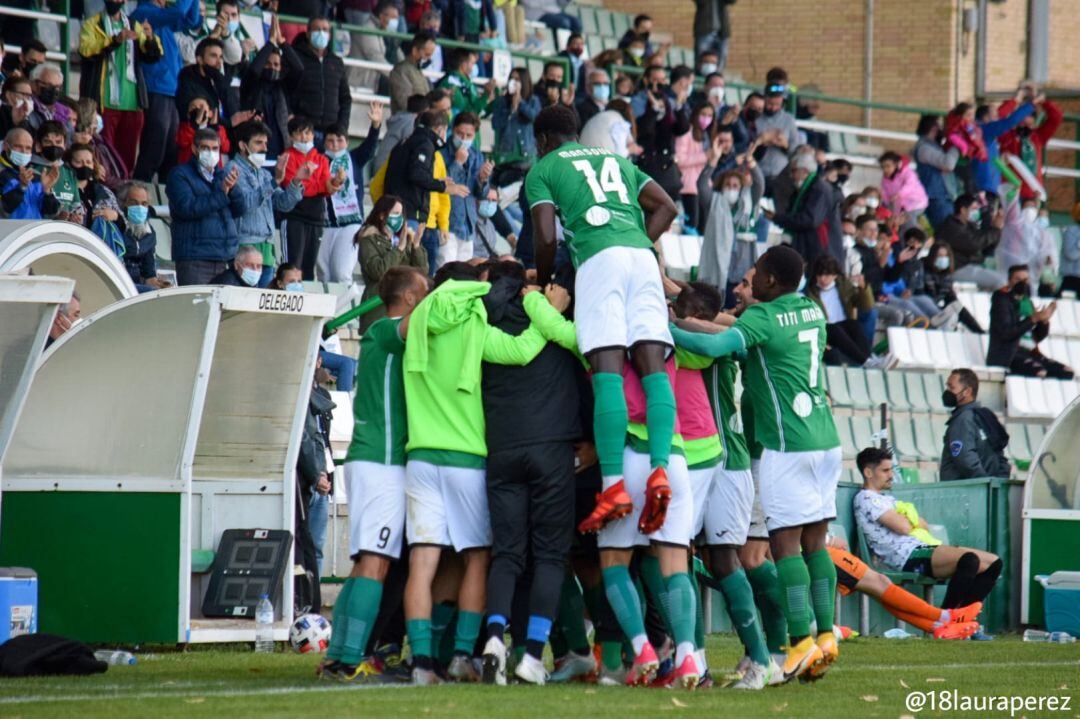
xmin=78 ymin=12 xmax=163 ymax=109
xmin=369 ymin=153 xmax=450 ymax=232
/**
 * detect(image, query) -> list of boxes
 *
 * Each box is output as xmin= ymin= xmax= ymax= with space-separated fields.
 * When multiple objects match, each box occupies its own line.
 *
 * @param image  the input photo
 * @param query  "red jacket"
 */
xmin=175 ymin=123 xmax=230 ymax=167
xmin=997 ymin=99 xmax=1063 ymax=200
xmin=279 ymin=146 xmax=331 ymax=198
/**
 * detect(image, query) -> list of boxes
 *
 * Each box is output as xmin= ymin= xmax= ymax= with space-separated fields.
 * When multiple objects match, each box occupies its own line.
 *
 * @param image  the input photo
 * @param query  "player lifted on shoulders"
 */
xmin=527 ymin=104 xmax=680 ymax=536
xmin=670 ymin=246 xmax=842 ymax=683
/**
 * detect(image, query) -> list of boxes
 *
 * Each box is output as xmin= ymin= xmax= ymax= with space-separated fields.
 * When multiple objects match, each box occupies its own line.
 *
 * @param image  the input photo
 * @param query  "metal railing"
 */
xmin=0 ymin=1 xmax=71 ymax=93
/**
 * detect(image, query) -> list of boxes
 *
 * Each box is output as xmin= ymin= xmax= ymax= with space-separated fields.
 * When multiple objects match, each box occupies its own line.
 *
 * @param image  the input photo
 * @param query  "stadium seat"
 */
xmin=913 ymin=418 xmax=940 ymax=461
xmin=865 ymin=368 xmax=891 ymax=409
xmin=601 ymin=36 xmax=618 ymax=50
xmin=594 ymin=8 xmax=614 ymax=37
xmin=850 ymin=415 xmax=876 ymax=454
xmin=150 ymin=218 xmax=172 ymax=263
xmin=610 ymin=12 xmax=630 ymax=38
xmin=925 ymin=330 xmax=952 ymax=369
xmin=890 ymin=416 xmax=923 ymax=461
xmin=586 ymin=34 xmax=604 ymax=57
xmin=825 ymin=365 xmax=852 ymax=407
xmin=904 ymin=370 xmax=932 ymax=412
xmin=922 ymin=372 xmax=946 ymax=412
xmin=845 ymin=367 xmax=872 ymax=409
xmin=1026 ymin=422 xmax=1047 ymax=455
xmin=578 ymin=6 xmax=598 ymax=34
xmin=1006 ymin=421 xmax=1031 ymax=461
xmin=836 ymin=415 xmax=857 ymax=459
xmin=885 ymin=370 xmax=912 ymax=412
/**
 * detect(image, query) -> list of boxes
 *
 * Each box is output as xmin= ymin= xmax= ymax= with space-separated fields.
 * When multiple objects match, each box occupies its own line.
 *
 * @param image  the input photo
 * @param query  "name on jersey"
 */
xmin=556 ymin=147 xmax=612 ymax=159
xmin=258 ymin=292 xmax=305 ymax=313
xmin=775 ymin=306 xmax=824 ymax=328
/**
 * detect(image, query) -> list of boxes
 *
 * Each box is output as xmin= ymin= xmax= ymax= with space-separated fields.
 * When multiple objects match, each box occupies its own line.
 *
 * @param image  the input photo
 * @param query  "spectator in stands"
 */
xmin=939 ymin=369 xmax=1011 ymax=480
xmin=375 ymin=93 xmax=428 ymax=172
xmin=165 ymin=127 xmax=242 ymax=285
xmin=441 ymin=112 xmax=492 ymax=264
xmin=522 ymin=0 xmax=582 ymax=35
xmin=557 ymin=33 xmax=589 ymax=103
xmin=32 ymin=120 xmax=79 ymax=219
xmin=416 ymin=9 xmax=444 ymax=72
xmin=472 ymin=187 xmax=517 ymax=259
xmin=613 ymin=72 xmax=635 ymax=102
xmin=210 ymin=244 xmax=264 ymax=286
xmin=78 ymin=2 xmax=162 ymax=176
xmin=176 ymin=38 xmax=235 ymax=132
xmin=887 ymin=227 xmax=964 ymax=329
xmin=705 ymin=122 xmax=738 ymax=174
xmin=697 ymin=145 xmax=763 ymax=295
xmin=287 ymin=17 xmax=351 ymax=143
xmin=942 ymin=102 xmax=987 ymax=195
xmin=767 ymin=152 xmax=839 ymax=270
xmin=805 ymin=254 xmax=879 ymax=367
xmin=268 ymin=261 xmax=303 ymax=291
xmin=997 ymin=82 xmax=1062 ymax=203
xmin=27 ymin=64 xmax=74 ymax=135
xmin=279 ymin=116 xmax=347 ymax=280
xmin=389 ymin=30 xmax=436 ymax=113
xmin=634 ymin=65 xmax=690 ymax=202
xmin=176 ymin=96 xmax=230 ymax=168
xmin=46 ymin=292 xmax=80 ymax=349
xmin=856 ymin=445 xmax=1002 ymax=608
xmin=1 ymin=39 xmax=46 ymax=81
xmin=71 ymin=98 xmax=126 ymax=187
xmin=437 ymin=48 xmax=495 ymax=119
xmin=579 ymin=97 xmax=637 ymax=158
xmin=356 ymin=193 xmax=429 ymax=330
xmin=878 ymin=151 xmax=927 ymax=221
xmin=116 ymin=180 xmax=167 ymax=289
xmin=1 ymin=77 xmax=34 ymax=136
xmin=988 ymin=265 xmax=1072 ymax=379
xmin=675 ymin=102 xmax=713 ymax=233
xmin=131 ymin=0 xmax=200 ymax=182
xmin=754 ymin=87 xmax=798 ymax=185
xmin=619 ymin=14 xmax=654 ymax=56
xmin=1060 ymin=202 xmax=1080 ymax=298
xmin=923 ymin=243 xmax=985 ymax=333
xmin=227 ymin=120 xmax=306 ymax=287
xmin=972 ymin=89 xmax=1036 ymax=195
xmin=384 ymin=109 xmax=468 ymax=232
xmin=573 ymin=69 xmax=609 ymax=129
xmin=317 ymin=105 xmax=384 ymax=283
xmin=694 ymin=0 xmax=734 ymax=70
xmin=534 ymin=61 xmax=573 ymax=111
xmin=997 ymin=197 xmax=1057 ymax=296
xmin=492 ymin=67 xmax=540 ymax=160
xmin=0 ymin=127 xmax=58 ymax=219
xmin=68 ymin=144 xmax=123 ymax=237
xmin=851 ymin=213 xmax=919 ymax=328
xmin=913 ymin=114 xmax=959 ymax=229
xmin=351 ymin=0 xmax=403 ymax=91
xmin=177 ymin=0 xmax=241 ymax=67
xmin=936 ymin=193 xmax=1006 ymax=291
xmin=241 ymin=17 xmax=299 ymax=159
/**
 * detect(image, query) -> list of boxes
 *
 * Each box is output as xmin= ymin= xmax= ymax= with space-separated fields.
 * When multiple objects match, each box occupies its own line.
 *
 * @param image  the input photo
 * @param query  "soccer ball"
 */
xmin=289 ymin=613 xmax=332 ymax=654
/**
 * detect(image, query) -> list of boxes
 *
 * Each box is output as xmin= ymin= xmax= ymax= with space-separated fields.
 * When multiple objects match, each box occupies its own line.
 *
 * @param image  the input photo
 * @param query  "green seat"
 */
xmin=856 ymin=527 xmax=938 ymax=588
xmin=930 ymin=416 xmax=948 ymax=449
xmin=611 ymin=12 xmax=631 ymax=38
xmin=850 ymin=415 xmax=876 ymax=454
xmin=594 ymin=8 xmax=614 ymax=37
xmin=1005 ymin=422 xmax=1031 ymax=461
xmin=885 ymin=371 xmax=912 ymax=412
xmin=913 ymin=418 xmax=940 ymax=460
xmin=905 ymin=371 xmax=932 ymax=412
xmin=845 ymin=368 xmax=872 ymax=409
xmin=1026 ymin=422 xmax=1046 ymax=454
xmin=891 ymin=416 xmax=923 ymax=461
xmin=923 ymin=373 xmax=947 ymax=411
xmin=836 ymin=415 xmax=857 ymax=460
xmin=586 ymin=34 xmax=604 ymax=57
xmin=528 ymin=59 xmax=544 ymax=82
xmin=865 ymin=368 xmax=890 ymax=409
xmin=825 ymin=365 xmax=852 ymax=407
xmin=601 ymin=36 xmax=618 ymax=51
xmin=578 ymin=6 xmax=598 ymax=34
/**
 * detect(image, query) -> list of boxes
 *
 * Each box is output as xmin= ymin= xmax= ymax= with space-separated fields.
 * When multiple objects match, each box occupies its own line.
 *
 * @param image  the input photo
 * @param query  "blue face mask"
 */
xmin=478 ymin=200 xmax=498 ymax=218
xmin=227 ymin=19 xmax=240 ymax=34
xmin=7 ymin=149 xmax=32 ymax=167
xmin=451 ymin=135 xmax=465 ymax=150
xmin=293 ymin=140 xmax=314 ymax=154
xmin=593 ymin=83 xmax=611 ymax=102
xmin=285 ymin=281 xmax=304 ymax=292
xmin=126 ymin=205 xmax=149 ymax=225
xmin=310 ymin=30 xmax=330 ymax=50
xmin=241 ymin=267 xmax=261 ymax=286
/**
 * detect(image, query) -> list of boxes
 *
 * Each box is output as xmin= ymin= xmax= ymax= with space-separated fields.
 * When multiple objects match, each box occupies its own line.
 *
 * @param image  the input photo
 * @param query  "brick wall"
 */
xmin=984 ymin=0 xmax=1027 ymax=93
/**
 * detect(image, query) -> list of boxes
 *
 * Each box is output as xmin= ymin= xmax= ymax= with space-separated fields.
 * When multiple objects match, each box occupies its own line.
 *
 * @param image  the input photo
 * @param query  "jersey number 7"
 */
xmin=572 ymin=157 xmax=630 ymax=204
xmin=797 ymin=328 xmax=820 ymax=389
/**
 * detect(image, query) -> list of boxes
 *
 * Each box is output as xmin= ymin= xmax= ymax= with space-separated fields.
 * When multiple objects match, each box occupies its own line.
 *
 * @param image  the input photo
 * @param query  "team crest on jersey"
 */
xmin=950 ymin=440 xmax=963 ymax=457
xmin=585 ymin=205 xmax=611 ymax=226
xmin=792 ymin=391 xmax=813 ymax=418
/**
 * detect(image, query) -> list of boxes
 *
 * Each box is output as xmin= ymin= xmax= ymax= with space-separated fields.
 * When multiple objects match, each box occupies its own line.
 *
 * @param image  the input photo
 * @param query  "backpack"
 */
xmin=0 ymin=634 xmax=107 ymax=677
xmin=972 ymin=406 xmax=1009 ymax=453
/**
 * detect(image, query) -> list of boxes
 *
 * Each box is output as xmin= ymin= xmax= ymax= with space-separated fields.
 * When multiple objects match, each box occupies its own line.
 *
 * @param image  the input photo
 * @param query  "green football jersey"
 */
xmin=704 ymin=356 xmax=751 ymax=471
xmin=524 ymin=142 xmax=655 ymax=267
xmin=731 ymin=293 xmax=839 ymax=453
xmin=345 ymin=317 xmax=408 ymax=466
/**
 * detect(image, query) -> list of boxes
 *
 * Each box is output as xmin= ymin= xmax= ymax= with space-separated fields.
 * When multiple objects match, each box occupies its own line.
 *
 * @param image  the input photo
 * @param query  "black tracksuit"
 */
xmin=385 ymin=126 xmax=446 ymax=223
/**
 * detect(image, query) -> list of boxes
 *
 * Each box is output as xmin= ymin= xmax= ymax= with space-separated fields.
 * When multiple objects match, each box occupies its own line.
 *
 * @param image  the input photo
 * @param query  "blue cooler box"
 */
xmin=1038 ymin=572 xmax=1080 ymax=636
xmin=0 ymin=568 xmax=38 ymax=643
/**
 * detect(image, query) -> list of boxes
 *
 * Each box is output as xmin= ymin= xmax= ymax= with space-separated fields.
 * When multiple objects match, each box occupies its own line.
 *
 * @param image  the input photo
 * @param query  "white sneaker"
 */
xmin=548 ymin=650 xmax=596 ymax=683
xmin=481 ymin=636 xmax=507 ymax=686
xmin=766 ymin=657 xmax=785 ymax=686
xmin=514 ymin=653 xmax=548 ymax=685
xmin=721 ymin=655 xmax=751 ymax=686
xmin=597 ymin=665 xmax=627 ymax=686
xmin=730 ymin=660 xmax=772 ymax=690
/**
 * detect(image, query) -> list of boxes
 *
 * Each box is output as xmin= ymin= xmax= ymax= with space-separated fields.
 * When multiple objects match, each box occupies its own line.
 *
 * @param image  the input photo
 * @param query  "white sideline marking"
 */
xmin=836 ymin=660 xmax=1080 ymax=672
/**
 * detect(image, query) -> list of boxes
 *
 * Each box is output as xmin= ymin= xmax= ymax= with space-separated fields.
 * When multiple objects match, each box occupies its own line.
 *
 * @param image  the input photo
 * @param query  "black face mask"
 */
xmin=262 ymin=68 xmax=281 ymax=83
xmin=763 ymin=107 xmax=778 ymax=117
xmin=639 ymin=32 xmax=650 ymax=41
xmin=942 ymin=389 xmax=959 ymax=408
xmin=23 ymin=61 xmax=40 ymax=76
xmin=419 ymin=58 xmax=431 ymax=69
xmin=744 ymin=108 xmax=760 ymax=122
xmin=104 ymin=0 xmax=125 ymax=16
xmin=836 ymin=173 xmax=850 ymax=185
xmin=37 ymin=86 xmax=59 ymax=105
xmin=40 ymin=145 xmax=63 ymax=162
xmin=1012 ymin=282 xmax=1031 ymax=298
xmin=73 ymin=165 xmax=94 ymax=181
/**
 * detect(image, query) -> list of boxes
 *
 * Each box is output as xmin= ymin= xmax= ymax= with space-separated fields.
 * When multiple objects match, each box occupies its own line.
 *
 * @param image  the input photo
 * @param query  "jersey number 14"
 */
xmin=572 ymin=157 xmax=630 ymax=204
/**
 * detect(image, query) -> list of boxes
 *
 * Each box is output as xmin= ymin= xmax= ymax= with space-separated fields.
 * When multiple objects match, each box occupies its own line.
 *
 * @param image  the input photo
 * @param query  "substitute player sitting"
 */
xmin=528 ymin=105 xmax=680 ymax=536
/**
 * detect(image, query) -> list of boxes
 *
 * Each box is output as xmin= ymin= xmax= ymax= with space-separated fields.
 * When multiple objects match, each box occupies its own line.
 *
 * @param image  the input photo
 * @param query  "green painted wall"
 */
xmin=0 ymin=492 xmax=181 ymax=644
xmin=1027 ymin=518 xmax=1080 ymax=628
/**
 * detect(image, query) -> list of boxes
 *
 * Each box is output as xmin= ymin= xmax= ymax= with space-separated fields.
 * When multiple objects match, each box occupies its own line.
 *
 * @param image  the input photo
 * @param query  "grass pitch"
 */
xmin=1 ymin=635 xmax=1077 ymax=719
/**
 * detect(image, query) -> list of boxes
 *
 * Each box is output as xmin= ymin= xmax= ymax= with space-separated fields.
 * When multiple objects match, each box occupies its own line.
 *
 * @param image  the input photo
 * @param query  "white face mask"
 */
xmin=700 ymin=62 xmax=718 ymax=76
xmin=934 ymin=256 xmax=950 ymax=271
xmin=248 ymin=151 xmax=266 ymax=167
xmin=708 ymin=86 xmax=725 ymax=105
xmin=507 ymin=78 xmax=520 ymax=95
xmin=865 ymin=196 xmax=880 ymax=209
xmin=198 ymin=149 xmax=220 ymax=169
xmin=842 ymin=233 xmax=855 ymax=246
xmin=862 ymin=237 xmax=877 ymax=249
xmin=723 ymin=188 xmax=740 ymax=206
xmin=1021 ymin=207 xmax=1038 ymax=225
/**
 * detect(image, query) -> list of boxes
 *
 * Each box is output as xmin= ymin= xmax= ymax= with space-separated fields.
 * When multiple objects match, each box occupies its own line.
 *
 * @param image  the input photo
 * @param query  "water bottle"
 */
xmin=1023 ymin=629 xmax=1050 ymax=642
xmin=1050 ymin=631 xmax=1076 ymax=643
xmin=884 ymin=627 xmax=914 ymax=639
xmin=94 ymin=650 xmax=137 ymax=666
xmin=255 ymin=594 xmax=275 ymax=653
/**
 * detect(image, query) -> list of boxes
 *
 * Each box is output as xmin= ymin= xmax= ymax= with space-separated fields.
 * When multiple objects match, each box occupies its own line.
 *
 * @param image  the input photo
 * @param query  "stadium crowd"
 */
xmin=0 ymin=0 xmax=1061 ymax=691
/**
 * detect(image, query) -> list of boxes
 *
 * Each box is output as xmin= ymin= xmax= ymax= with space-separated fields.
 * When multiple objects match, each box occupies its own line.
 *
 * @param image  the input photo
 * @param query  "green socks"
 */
xmin=592 ymin=373 xmax=629 ymax=481
xmin=747 ymin=561 xmax=788 ymax=654
xmin=719 ymin=569 xmax=771 ymax=666
xmin=406 ymin=618 xmax=433 ymax=660
xmin=602 ymin=565 xmax=647 ymax=646
xmin=775 ymin=555 xmax=813 ymax=640
xmin=663 ymin=572 xmax=697 ymax=660
xmin=326 ymin=579 xmax=356 ymax=661
xmin=601 ymin=641 xmax=623 ymax=671
xmin=339 ymin=577 xmax=383 ymax=665
xmin=557 ymin=575 xmax=591 ymax=655
xmin=693 ymin=574 xmax=706 ymax=650
xmin=640 ymin=556 xmax=674 ymax=636
xmin=641 ymin=372 xmax=676 ymax=470
xmin=453 ymin=610 xmax=483 ymax=654
xmin=805 ymin=549 xmax=838 ymax=634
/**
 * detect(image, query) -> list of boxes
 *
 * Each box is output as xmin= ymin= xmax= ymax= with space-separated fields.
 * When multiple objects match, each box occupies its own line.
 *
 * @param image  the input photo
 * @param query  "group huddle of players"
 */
xmin=314 ymin=104 xmax=983 ymax=690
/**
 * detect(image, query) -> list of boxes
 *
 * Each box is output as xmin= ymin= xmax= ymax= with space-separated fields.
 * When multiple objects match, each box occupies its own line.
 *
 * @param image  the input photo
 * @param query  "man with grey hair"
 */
xmin=28 ymin=63 xmax=75 ymax=134
xmin=116 ymin=180 xmax=169 ymax=289
xmin=767 ymin=150 xmax=844 ymax=267
xmin=210 ymin=245 xmax=264 ymax=287
xmin=46 ymin=291 xmax=81 ymax=349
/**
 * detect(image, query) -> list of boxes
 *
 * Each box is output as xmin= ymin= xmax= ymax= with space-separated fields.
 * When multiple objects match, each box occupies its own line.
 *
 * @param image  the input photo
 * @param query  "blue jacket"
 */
xmin=224 ymin=155 xmax=303 ymax=246
xmin=131 ymin=0 xmax=201 ymax=97
xmin=973 ymin=102 xmax=1035 ymax=193
xmin=0 ymin=158 xmax=59 ymax=219
xmin=491 ymin=94 xmax=540 ymax=159
xmin=440 ymin=142 xmax=484 ymax=241
xmin=165 ymin=159 xmax=241 ymax=262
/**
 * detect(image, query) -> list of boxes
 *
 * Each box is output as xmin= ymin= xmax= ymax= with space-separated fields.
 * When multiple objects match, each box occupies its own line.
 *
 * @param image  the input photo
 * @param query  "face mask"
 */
xmin=865 ymin=196 xmax=880 ymax=209
xmin=387 ymin=213 xmax=404 ymax=233
xmin=198 ymin=149 xmax=219 ymax=168
xmin=569 ymin=46 xmax=583 ymax=57
xmin=697 ymin=115 xmax=713 ymax=131
xmin=95 ymin=115 xmax=104 ymax=134
xmin=310 ymin=30 xmax=330 ymax=50
xmin=763 ymin=107 xmax=778 ymax=117
xmin=969 ymin=208 xmax=981 ymax=224
xmin=507 ymin=78 xmax=520 ymax=95
xmin=248 ymin=151 xmax=266 ymax=167
xmin=819 ymin=280 xmax=836 ymax=292
xmin=593 ymin=83 xmax=611 ymax=102
xmin=8 ymin=149 xmax=31 ymax=167
xmin=628 ymin=47 xmax=645 ymax=59
xmin=73 ymin=165 xmax=94 ymax=181
xmin=450 ymin=135 xmax=464 ymax=150
xmin=262 ymin=68 xmax=280 ymax=82
xmin=325 ymin=147 xmax=347 ymax=160
xmin=934 ymin=256 xmax=950 ymax=271
xmin=842 ymin=233 xmax=855 ymax=246
xmin=744 ymin=108 xmax=760 ymax=122
xmin=293 ymin=140 xmax=314 ymax=154
xmin=942 ymin=389 xmax=959 ymax=408
xmin=37 ymin=86 xmax=59 ymax=105
xmin=419 ymin=57 xmax=432 ymax=69
xmin=286 ymin=281 xmax=304 ymax=292
xmin=1013 ymin=282 xmax=1031 ymax=298
xmin=40 ymin=145 xmax=63 ymax=163
xmin=639 ymin=32 xmax=650 ymax=42
xmin=126 ymin=204 xmax=149 ymax=224
xmin=1037 ymin=216 xmax=1050 ymax=229
xmin=227 ymin=19 xmax=240 ymax=34
xmin=1021 ymin=207 xmax=1038 ymax=225
xmin=862 ymin=237 xmax=877 ymax=249
xmin=23 ymin=61 xmax=40 ymax=77
xmin=708 ymin=86 xmax=725 ymax=104
xmin=240 ymin=266 xmax=261 ymax=286
xmin=723 ymin=188 xmax=740 ymax=206
xmin=700 ymin=62 xmax=718 ymax=75
xmin=478 ymin=200 xmax=498 ymax=218
xmin=105 ymin=0 xmax=124 ymax=16
xmin=836 ymin=173 xmax=850 ymax=185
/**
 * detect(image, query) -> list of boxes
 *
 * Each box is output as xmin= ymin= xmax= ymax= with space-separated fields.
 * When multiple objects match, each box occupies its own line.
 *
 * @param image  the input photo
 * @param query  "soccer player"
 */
xmin=527 ymin=104 xmax=680 ymax=537
xmin=321 ymin=266 xmax=429 ymax=682
xmin=670 ymin=245 xmax=843 ymax=682
xmin=401 ymin=262 xmax=571 ymax=685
